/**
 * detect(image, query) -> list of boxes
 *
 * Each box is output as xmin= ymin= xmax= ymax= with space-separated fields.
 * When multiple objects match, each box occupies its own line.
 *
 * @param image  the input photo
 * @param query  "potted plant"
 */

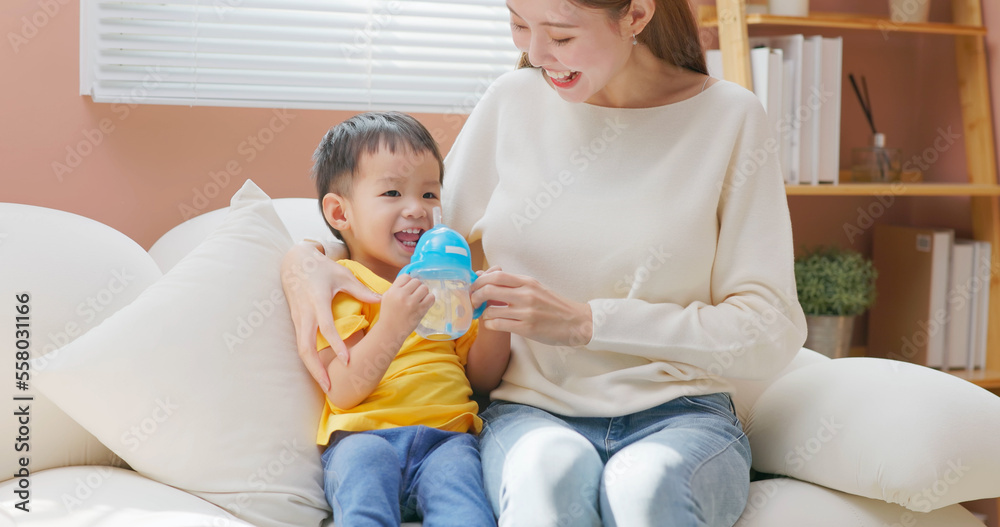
xmin=795 ymin=246 xmax=878 ymax=359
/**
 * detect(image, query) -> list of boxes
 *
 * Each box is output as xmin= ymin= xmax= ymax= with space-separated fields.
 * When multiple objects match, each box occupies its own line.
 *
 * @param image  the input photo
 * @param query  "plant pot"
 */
xmin=768 ymin=0 xmax=809 ymax=17
xmin=804 ymin=315 xmax=855 ymax=359
xmin=888 ymin=0 xmax=930 ymax=23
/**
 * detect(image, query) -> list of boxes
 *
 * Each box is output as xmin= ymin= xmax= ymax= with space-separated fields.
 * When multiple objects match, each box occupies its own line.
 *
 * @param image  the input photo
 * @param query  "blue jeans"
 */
xmin=321 ymin=425 xmax=495 ymax=527
xmin=478 ymin=393 xmax=751 ymax=527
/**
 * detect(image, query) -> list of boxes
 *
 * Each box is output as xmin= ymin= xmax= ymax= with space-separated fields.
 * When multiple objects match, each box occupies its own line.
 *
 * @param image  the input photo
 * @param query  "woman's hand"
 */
xmin=280 ymin=241 xmax=382 ymax=392
xmin=471 ymin=269 xmax=593 ymax=347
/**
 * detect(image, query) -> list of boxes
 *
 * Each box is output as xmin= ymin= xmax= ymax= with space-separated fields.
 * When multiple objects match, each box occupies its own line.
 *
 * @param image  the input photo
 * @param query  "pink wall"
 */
xmin=1 ymin=0 xmax=997 ymax=253
xmin=0 ymin=1 xmax=469 ymax=249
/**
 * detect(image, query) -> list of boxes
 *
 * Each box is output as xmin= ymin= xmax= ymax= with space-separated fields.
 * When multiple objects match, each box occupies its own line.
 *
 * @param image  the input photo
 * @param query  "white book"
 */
xmin=750 ymin=34 xmax=804 ymax=185
xmin=817 ymin=37 xmax=843 ymax=185
xmin=705 ymin=48 xmax=724 ymax=80
xmin=926 ymin=230 xmax=953 ymax=369
xmin=799 ymin=36 xmax=823 ymax=185
xmin=973 ymin=241 xmax=992 ymax=369
xmin=945 ymin=240 xmax=976 ymax=370
xmin=766 ymin=49 xmax=786 ymax=183
xmin=750 ymin=46 xmax=771 ymax=111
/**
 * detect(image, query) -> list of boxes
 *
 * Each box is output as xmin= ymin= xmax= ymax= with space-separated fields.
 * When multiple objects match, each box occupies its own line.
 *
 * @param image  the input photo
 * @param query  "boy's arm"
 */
xmin=322 ymin=274 xmax=433 ymax=410
xmin=465 ymin=324 xmax=511 ymax=395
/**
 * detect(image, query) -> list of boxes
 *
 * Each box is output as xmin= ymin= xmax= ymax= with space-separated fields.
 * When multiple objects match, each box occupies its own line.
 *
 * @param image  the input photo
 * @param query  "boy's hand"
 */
xmin=379 ymin=274 xmax=434 ymax=338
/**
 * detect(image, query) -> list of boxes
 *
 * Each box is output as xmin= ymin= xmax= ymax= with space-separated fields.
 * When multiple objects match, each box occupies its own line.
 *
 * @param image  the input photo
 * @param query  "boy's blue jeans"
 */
xmin=321 ymin=425 xmax=495 ymax=527
xmin=478 ymin=392 xmax=752 ymax=527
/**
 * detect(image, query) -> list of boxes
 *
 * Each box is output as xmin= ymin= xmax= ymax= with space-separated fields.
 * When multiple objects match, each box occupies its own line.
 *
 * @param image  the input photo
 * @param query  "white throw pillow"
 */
xmin=32 ymin=180 xmax=330 ymax=527
xmin=746 ymin=357 xmax=1000 ymax=512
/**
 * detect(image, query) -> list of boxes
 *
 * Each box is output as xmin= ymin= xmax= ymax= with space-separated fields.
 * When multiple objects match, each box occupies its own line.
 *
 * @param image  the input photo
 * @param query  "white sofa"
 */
xmin=2 ymin=180 xmax=1000 ymax=527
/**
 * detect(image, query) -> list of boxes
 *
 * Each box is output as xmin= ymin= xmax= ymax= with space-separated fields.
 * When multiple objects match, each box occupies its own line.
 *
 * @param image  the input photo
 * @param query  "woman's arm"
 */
xmin=280 ymin=240 xmax=382 ymax=392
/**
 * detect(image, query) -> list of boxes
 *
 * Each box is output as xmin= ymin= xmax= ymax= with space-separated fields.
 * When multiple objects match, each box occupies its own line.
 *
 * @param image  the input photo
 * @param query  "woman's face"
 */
xmin=507 ymin=0 xmax=635 ymax=104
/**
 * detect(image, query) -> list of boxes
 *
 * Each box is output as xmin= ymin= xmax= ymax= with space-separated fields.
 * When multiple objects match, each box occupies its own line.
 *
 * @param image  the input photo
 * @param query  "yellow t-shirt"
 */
xmin=316 ymin=260 xmax=482 ymax=445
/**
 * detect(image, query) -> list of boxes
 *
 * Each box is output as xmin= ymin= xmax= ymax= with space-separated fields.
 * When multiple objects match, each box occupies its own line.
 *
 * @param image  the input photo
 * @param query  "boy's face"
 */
xmin=326 ymin=147 xmax=441 ymax=279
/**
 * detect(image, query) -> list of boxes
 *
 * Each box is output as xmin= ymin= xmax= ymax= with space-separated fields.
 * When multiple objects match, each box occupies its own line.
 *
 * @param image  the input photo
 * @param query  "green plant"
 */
xmin=795 ymin=246 xmax=877 ymax=316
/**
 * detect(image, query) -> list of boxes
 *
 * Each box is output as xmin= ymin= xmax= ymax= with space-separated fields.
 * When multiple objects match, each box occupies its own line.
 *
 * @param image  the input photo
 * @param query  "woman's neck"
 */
xmin=585 ymin=46 xmax=705 ymax=109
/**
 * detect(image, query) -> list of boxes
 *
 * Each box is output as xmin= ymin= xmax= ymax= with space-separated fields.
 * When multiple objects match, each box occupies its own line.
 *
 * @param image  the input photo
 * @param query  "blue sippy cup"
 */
xmin=399 ymin=208 xmax=485 ymax=340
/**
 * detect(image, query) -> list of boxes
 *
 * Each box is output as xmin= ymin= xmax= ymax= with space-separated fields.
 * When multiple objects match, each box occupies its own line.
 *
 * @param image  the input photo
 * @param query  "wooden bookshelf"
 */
xmin=709 ymin=0 xmax=1000 ymax=380
xmin=786 ymin=183 xmax=1000 ymax=196
xmin=698 ymin=7 xmax=987 ymax=36
xmin=951 ymin=369 xmax=1000 ymax=390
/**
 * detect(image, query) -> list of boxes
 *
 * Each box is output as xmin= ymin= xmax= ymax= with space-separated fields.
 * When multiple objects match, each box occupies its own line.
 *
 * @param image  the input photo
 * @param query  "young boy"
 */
xmin=311 ymin=111 xmax=509 ymax=526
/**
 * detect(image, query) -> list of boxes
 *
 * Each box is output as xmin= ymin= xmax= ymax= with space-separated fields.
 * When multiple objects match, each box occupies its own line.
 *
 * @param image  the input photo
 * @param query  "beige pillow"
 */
xmin=747 ymin=357 xmax=1000 ymax=512
xmin=33 ymin=180 xmax=330 ymax=527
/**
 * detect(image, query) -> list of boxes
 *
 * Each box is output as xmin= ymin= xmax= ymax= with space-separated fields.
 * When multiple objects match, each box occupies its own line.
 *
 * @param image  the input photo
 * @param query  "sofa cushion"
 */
xmin=0 ymin=203 xmax=162 ymax=478
xmin=746 ymin=357 xmax=1000 ymax=512
xmin=0 ymin=465 xmax=256 ymax=526
xmin=31 ymin=180 xmax=330 ymax=527
xmin=737 ymin=477 xmax=986 ymax=527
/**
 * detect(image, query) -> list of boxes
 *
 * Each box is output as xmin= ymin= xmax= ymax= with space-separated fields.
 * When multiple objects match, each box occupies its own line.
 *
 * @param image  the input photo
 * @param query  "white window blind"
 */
xmin=80 ymin=0 xmax=520 ymax=113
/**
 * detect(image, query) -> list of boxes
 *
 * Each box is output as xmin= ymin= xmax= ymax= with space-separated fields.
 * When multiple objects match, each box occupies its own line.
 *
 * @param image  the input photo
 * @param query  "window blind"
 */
xmin=80 ymin=0 xmax=521 ymax=113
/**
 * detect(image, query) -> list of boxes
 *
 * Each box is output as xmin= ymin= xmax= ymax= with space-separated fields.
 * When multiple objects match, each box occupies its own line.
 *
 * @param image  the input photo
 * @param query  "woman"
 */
xmin=282 ymin=0 xmax=807 ymax=525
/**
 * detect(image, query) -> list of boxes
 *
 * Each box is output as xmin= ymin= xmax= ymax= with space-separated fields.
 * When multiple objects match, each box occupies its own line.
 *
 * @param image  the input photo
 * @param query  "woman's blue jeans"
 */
xmin=321 ymin=425 xmax=495 ymax=527
xmin=478 ymin=393 xmax=751 ymax=527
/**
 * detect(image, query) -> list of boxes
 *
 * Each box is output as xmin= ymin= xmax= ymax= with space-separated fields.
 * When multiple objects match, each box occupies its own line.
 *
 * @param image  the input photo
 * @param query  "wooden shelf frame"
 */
xmin=699 ymin=7 xmax=987 ymax=36
xmin=785 ymin=183 xmax=1000 ymax=196
xmin=710 ymin=0 xmax=1000 ymax=375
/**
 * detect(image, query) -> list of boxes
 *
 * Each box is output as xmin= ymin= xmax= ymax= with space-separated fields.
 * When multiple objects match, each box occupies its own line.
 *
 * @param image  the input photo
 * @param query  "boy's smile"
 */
xmin=323 ymin=146 xmax=442 ymax=282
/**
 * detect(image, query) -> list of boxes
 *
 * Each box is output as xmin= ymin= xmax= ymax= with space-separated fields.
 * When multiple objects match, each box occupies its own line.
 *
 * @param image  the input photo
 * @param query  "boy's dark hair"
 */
xmin=312 ymin=111 xmax=444 ymax=241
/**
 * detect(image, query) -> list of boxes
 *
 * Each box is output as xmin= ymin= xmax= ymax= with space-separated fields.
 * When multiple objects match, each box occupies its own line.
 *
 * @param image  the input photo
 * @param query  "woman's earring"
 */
xmin=632 ymin=33 xmax=638 ymax=46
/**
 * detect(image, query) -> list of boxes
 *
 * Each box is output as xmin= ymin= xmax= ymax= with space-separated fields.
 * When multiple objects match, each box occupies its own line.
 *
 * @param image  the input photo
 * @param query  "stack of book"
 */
xmin=867 ymin=224 xmax=992 ymax=371
xmin=706 ymin=35 xmax=843 ymax=186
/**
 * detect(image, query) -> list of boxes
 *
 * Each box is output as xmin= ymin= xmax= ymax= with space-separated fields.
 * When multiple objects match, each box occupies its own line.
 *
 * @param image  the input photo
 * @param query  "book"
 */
xmin=972 ymin=241 xmax=992 ymax=369
xmin=799 ymin=35 xmax=823 ymax=185
xmin=867 ymin=224 xmax=954 ymax=367
xmin=944 ymin=240 xmax=976 ymax=370
xmin=749 ymin=34 xmax=804 ymax=185
xmin=817 ymin=37 xmax=843 ymax=185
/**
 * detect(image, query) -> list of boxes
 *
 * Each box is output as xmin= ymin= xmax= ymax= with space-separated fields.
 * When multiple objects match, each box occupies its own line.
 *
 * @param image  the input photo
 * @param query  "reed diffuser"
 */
xmin=849 ymin=73 xmax=901 ymax=182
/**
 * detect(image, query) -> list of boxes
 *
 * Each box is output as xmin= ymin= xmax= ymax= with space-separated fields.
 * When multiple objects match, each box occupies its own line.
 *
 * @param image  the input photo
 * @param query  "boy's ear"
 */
xmin=321 ymin=193 xmax=351 ymax=233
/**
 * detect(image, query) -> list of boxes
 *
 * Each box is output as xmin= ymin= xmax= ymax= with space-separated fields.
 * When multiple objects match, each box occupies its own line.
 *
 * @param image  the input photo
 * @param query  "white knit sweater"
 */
xmin=443 ymin=67 xmax=807 ymax=417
